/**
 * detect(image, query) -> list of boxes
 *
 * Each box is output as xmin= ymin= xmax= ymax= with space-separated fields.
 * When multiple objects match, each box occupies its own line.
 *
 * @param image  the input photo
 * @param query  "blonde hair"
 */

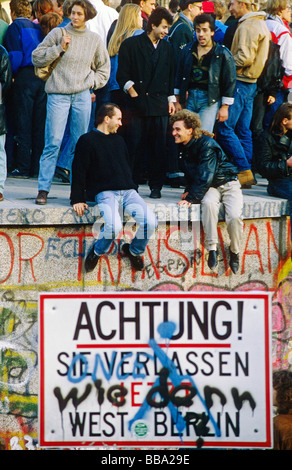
xmin=213 ymin=0 xmax=226 ymax=19
xmin=266 ymin=0 xmax=289 ymax=15
xmin=108 ymin=4 xmax=142 ymax=57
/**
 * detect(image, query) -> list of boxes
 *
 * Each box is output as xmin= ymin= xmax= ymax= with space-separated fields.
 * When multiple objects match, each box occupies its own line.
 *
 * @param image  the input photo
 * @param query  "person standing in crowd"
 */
xmin=265 ymin=0 xmax=292 ymax=114
xmin=71 ymin=103 xmax=157 ymax=273
xmin=117 ymin=6 xmax=175 ymax=199
xmin=0 ymin=44 xmax=12 ymax=202
xmin=215 ymin=0 xmax=270 ymax=188
xmin=170 ymin=109 xmax=243 ymax=273
xmin=175 ymin=13 xmax=236 ymax=133
xmin=165 ymin=0 xmax=203 ymax=189
xmin=273 ymin=369 xmax=292 ymax=449
xmin=107 ymin=3 xmax=144 ymax=104
xmin=132 ymin=0 xmax=156 ymax=30
xmin=107 ymin=3 xmax=144 ymax=136
xmin=4 ymin=0 xmax=47 ymax=179
xmin=168 ymin=0 xmax=203 ymax=68
xmin=32 ymin=0 xmax=110 ymax=205
xmin=39 ymin=11 xmax=63 ymax=35
xmin=255 ymin=103 xmax=292 ymax=260
xmin=52 ymin=0 xmax=65 ymax=16
xmin=213 ymin=0 xmax=228 ymax=33
xmin=58 ymin=0 xmax=74 ymax=26
xmin=201 ymin=1 xmax=225 ymax=44
xmin=86 ymin=0 xmax=119 ymax=45
xmin=33 ymin=0 xmax=54 ymax=22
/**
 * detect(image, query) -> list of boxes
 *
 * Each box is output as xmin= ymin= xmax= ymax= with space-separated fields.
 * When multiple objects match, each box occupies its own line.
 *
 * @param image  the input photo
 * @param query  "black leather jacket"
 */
xmin=175 ymin=40 xmax=236 ymax=106
xmin=179 ymin=134 xmax=238 ymax=203
xmin=255 ymin=129 xmax=292 ymax=180
xmin=0 ymin=45 xmax=12 ymax=135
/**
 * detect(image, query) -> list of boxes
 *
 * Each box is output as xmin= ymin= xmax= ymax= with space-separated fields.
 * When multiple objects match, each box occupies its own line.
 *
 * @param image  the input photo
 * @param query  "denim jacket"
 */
xmin=175 ymin=40 xmax=236 ymax=107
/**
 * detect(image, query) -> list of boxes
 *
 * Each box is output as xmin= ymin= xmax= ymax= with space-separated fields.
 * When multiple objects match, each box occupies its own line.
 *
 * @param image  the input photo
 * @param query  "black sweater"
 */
xmin=70 ymin=130 xmax=137 ymax=205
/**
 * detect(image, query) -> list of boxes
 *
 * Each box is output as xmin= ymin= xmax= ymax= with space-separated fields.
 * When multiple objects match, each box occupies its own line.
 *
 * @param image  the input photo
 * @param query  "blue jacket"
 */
xmin=175 ymin=40 xmax=236 ymax=107
xmin=4 ymin=18 xmax=43 ymax=76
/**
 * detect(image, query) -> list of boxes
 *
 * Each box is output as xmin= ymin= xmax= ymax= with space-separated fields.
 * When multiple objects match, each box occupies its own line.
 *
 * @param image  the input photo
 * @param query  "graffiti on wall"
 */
xmin=0 ymin=218 xmax=290 ymax=289
xmin=0 ymin=290 xmax=38 ymax=449
xmin=0 ymin=216 xmax=291 ymax=449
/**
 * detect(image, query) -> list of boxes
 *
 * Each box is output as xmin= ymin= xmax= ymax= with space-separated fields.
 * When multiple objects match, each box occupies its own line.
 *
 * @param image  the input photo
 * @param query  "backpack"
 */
xmin=165 ymin=21 xmax=185 ymax=43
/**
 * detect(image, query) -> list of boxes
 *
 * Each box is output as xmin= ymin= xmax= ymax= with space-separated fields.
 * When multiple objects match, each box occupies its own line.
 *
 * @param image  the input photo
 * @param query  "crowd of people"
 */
xmin=0 ymin=0 xmax=291 ymax=273
xmin=0 ymin=0 xmax=292 ymax=448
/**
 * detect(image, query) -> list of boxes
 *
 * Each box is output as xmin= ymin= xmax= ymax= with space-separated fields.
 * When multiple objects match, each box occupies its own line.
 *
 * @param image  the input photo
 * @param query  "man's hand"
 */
xmin=287 ymin=155 xmax=292 ymax=168
xmin=178 ymin=200 xmax=191 ymax=208
xmin=180 ymin=191 xmax=189 ymax=200
xmin=73 ymin=202 xmax=88 ymax=216
xmin=169 ymin=102 xmax=176 ymax=115
xmin=266 ymin=95 xmax=276 ymax=105
xmin=128 ymin=86 xmax=138 ymax=98
xmin=216 ymin=105 xmax=229 ymax=122
xmin=174 ymin=96 xmax=182 ymax=112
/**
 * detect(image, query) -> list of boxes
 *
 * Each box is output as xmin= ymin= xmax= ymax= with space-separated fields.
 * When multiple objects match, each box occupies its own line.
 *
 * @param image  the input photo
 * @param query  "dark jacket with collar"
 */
xmin=116 ymin=32 xmax=174 ymax=117
xmin=167 ymin=14 xmax=194 ymax=68
xmin=179 ymin=133 xmax=238 ymax=203
xmin=255 ymin=129 xmax=292 ymax=180
xmin=0 ymin=45 xmax=12 ymax=135
xmin=175 ymin=40 xmax=236 ymax=106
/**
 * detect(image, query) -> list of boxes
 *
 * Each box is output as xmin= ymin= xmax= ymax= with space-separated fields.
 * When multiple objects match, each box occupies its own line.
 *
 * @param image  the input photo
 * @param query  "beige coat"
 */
xmin=231 ymin=11 xmax=270 ymax=83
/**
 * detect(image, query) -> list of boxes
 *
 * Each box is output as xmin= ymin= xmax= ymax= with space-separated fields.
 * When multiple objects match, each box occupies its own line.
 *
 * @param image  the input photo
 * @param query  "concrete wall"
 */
xmin=0 ymin=202 xmax=291 ymax=450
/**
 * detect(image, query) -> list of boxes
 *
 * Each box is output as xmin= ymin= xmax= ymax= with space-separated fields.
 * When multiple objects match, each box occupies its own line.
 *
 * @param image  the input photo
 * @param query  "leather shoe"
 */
xmin=229 ymin=248 xmax=240 ymax=274
xmin=85 ymin=242 xmax=100 ymax=273
xmin=120 ymin=243 xmax=144 ymax=271
xmin=207 ymin=250 xmax=218 ymax=270
xmin=35 ymin=190 xmax=48 ymax=205
xmin=149 ymin=188 xmax=161 ymax=199
xmin=55 ymin=166 xmax=70 ymax=183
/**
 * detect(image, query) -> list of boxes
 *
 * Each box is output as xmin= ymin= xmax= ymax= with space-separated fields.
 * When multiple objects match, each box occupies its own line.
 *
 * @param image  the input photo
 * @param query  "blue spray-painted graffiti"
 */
xmin=127 ymin=321 xmax=221 ymax=442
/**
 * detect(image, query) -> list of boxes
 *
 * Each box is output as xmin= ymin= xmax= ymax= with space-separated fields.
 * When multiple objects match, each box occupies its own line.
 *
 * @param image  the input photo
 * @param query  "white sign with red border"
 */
xmin=39 ymin=291 xmax=273 ymax=449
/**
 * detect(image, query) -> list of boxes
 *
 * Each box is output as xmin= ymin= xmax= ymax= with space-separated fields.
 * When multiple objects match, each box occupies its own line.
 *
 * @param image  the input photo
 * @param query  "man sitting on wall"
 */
xmin=70 ymin=103 xmax=158 ymax=273
xmin=170 ymin=109 xmax=243 ymax=273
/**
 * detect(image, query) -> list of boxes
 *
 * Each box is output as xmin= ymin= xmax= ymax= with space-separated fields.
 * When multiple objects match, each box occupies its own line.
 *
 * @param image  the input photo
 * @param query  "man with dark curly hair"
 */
xmin=170 ymin=109 xmax=243 ymax=273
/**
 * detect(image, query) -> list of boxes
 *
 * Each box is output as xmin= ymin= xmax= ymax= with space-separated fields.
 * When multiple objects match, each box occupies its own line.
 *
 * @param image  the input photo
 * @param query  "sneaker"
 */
xmin=84 ymin=242 xmax=100 ymax=273
xmin=8 ymin=169 xmax=29 ymax=179
xmin=35 ymin=190 xmax=48 ymax=205
xmin=120 ymin=243 xmax=144 ymax=271
xmin=0 ymin=193 xmax=3 ymax=201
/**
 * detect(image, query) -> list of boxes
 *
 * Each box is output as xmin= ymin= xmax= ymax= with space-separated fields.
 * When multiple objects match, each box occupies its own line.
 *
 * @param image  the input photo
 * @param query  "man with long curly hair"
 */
xmin=170 ymin=109 xmax=243 ymax=273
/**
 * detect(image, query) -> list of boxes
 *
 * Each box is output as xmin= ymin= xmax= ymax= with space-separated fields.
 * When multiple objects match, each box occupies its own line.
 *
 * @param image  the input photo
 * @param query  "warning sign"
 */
xmin=38 ymin=291 xmax=273 ymax=448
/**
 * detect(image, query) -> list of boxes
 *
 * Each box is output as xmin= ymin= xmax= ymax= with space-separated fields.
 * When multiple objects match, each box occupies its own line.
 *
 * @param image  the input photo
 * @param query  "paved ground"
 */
xmin=1 ymin=174 xmax=273 ymax=211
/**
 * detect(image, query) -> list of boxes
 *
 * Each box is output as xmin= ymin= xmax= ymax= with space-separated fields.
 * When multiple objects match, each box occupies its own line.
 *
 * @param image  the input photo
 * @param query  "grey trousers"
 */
xmin=201 ymin=180 xmax=243 ymax=254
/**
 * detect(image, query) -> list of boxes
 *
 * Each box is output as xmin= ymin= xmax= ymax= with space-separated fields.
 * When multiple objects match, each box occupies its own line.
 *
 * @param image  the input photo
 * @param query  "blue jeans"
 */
xmin=0 ymin=134 xmax=6 ymax=193
xmin=268 ymin=178 xmax=292 ymax=241
xmin=57 ymin=93 xmax=96 ymax=173
xmin=38 ymin=90 xmax=91 ymax=192
xmin=93 ymin=189 xmax=158 ymax=256
xmin=186 ymin=89 xmax=219 ymax=133
xmin=216 ymin=81 xmax=257 ymax=171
